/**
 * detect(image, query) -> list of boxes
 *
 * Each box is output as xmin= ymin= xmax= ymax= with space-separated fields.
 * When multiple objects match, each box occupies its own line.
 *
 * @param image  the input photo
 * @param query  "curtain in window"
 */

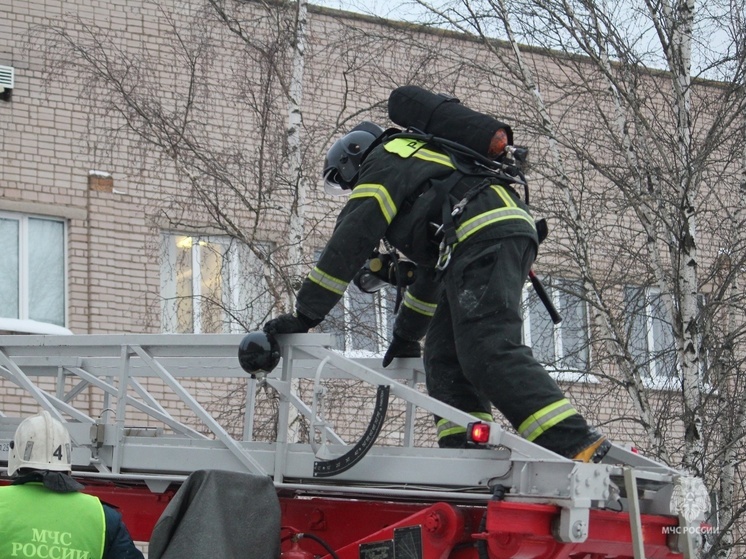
xmin=624 ymin=286 xmax=677 ymax=379
xmin=198 ymin=239 xmax=230 ymax=334
xmin=161 ymin=234 xmax=271 ymax=334
xmin=314 ymin=249 xmax=395 ymax=354
xmin=28 ymin=218 xmax=65 ymax=325
xmin=346 ymin=287 xmax=382 ymax=352
xmin=556 ymin=279 xmax=589 ymax=370
xmin=526 ymin=278 xmax=589 ymax=371
xmin=231 ymin=242 xmax=272 ymax=332
xmin=0 ymin=215 xmax=65 ymax=326
xmin=0 ymin=218 xmax=19 ymax=319
xmin=528 ymin=287 xmax=556 ymax=363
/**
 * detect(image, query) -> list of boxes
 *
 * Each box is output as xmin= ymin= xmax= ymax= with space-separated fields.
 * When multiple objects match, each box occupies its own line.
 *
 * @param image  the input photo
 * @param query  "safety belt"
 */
xmin=435 ymin=176 xmax=491 ymax=270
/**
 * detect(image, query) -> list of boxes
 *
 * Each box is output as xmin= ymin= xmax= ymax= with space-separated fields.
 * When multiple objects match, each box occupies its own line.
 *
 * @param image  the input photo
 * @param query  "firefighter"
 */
xmin=264 ymin=112 xmax=610 ymax=463
xmin=0 ymin=411 xmax=144 ymax=559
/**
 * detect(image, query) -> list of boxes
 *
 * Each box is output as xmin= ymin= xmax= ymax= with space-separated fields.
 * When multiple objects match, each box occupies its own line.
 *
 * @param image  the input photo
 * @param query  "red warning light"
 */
xmin=468 ymin=422 xmax=491 ymax=444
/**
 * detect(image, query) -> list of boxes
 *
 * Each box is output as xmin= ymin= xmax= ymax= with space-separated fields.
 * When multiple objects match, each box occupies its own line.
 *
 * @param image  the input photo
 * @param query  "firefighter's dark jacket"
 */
xmin=296 ymin=136 xmax=539 ymax=340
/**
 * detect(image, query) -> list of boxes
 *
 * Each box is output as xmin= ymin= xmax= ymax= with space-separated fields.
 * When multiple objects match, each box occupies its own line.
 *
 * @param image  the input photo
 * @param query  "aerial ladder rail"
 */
xmin=0 ymin=333 xmax=706 ymax=558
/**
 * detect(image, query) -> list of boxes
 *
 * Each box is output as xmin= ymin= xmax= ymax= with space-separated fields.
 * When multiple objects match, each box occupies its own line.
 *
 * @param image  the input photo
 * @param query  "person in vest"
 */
xmin=0 ymin=411 xmax=144 ymax=559
xmin=264 ymin=89 xmax=610 ymax=463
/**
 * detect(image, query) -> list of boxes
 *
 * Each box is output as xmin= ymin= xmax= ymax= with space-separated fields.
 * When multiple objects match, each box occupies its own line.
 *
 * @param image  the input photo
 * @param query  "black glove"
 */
xmin=382 ymin=334 xmax=422 ymax=368
xmin=263 ymin=312 xmax=320 ymax=335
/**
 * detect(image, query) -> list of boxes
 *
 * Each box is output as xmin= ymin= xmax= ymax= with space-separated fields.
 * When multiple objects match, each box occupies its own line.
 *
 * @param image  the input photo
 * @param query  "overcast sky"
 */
xmin=311 ymin=0 xmax=434 ymax=22
xmin=309 ymin=0 xmax=735 ymax=79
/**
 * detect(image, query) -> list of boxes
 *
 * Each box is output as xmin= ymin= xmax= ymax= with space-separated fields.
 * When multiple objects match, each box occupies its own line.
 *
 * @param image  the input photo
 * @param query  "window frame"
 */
xmin=160 ymin=232 xmax=272 ymax=334
xmin=0 ymin=211 xmax=67 ymax=328
xmin=349 ymin=285 xmax=397 ymax=354
xmin=522 ymin=276 xmax=592 ymax=381
xmin=624 ymin=285 xmax=680 ymax=388
xmin=313 ymin=248 xmax=396 ymax=355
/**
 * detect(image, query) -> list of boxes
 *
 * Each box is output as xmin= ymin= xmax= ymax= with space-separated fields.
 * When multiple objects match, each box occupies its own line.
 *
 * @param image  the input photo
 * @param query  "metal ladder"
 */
xmin=0 ymin=333 xmax=703 ymax=557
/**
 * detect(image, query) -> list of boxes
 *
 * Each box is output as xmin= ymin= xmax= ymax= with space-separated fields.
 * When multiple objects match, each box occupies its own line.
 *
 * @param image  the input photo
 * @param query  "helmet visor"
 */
xmin=323 ymin=169 xmax=350 ymax=196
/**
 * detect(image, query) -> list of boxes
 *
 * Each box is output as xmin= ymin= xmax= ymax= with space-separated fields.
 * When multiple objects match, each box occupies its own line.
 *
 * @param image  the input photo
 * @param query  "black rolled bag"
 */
xmin=387 ymin=85 xmax=513 ymax=158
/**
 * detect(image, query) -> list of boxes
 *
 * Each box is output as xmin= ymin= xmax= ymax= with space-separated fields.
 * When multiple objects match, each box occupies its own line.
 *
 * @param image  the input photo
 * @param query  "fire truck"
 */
xmin=0 ymin=333 xmax=707 ymax=558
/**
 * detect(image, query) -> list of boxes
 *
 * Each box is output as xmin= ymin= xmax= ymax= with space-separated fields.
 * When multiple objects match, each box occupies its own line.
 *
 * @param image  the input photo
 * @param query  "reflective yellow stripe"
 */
xmin=518 ymin=399 xmax=579 ymax=442
xmin=402 ymin=292 xmax=437 ymax=317
xmin=384 ymin=139 xmax=533 ymax=249
xmin=455 ymin=207 xmax=536 ymax=245
xmin=438 ymin=424 xmax=467 ymax=438
xmin=413 ymin=149 xmax=455 ymax=168
xmin=384 ymin=138 xmax=455 ymax=168
xmin=350 ymin=183 xmax=397 ymax=224
xmin=491 ymin=184 xmax=517 ymax=207
xmin=308 ymin=266 xmax=347 ymax=295
xmin=437 ymin=412 xmax=494 ymax=440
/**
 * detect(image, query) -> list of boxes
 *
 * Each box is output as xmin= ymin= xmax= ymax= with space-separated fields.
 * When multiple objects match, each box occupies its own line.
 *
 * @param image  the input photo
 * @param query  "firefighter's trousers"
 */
xmin=423 ymin=235 xmax=592 ymax=457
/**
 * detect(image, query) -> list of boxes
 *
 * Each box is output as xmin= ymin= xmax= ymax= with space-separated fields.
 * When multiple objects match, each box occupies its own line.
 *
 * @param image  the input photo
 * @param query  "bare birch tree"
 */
xmin=34 ymin=0 xmax=353 ymax=444
xmin=384 ymin=0 xmax=746 ymax=555
xmin=32 ymin=0 xmax=746 ymax=551
xmin=31 ymin=0 xmax=457 ymax=446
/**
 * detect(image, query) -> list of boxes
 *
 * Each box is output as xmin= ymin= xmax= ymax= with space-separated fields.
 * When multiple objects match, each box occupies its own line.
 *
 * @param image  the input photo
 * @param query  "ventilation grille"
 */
xmin=0 ymin=65 xmax=15 ymax=90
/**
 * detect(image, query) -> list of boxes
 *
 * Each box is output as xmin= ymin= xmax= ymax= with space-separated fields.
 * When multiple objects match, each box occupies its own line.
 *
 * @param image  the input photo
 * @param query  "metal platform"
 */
xmin=0 ymin=333 xmax=704 ymax=556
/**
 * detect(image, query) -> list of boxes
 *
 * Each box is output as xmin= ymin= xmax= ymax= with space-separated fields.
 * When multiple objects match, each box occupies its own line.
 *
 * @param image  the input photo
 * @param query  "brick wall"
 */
xmin=1 ymin=4 xmax=739 ymax=550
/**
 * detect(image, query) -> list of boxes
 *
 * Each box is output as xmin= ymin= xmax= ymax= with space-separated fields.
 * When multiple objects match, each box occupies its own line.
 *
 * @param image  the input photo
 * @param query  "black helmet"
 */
xmin=323 ymin=121 xmax=384 ymax=195
xmin=238 ymin=331 xmax=281 ymax=377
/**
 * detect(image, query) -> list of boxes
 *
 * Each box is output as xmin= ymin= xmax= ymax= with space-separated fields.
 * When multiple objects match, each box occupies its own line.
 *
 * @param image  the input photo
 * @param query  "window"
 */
xmin=0 ymin=213 xmax=66 ymax=327
xmin=318 ymin=286 xmax=396 ymax=353
xmin=523 ymin=277 xmax=589 ymax=372
xmin=160 ymin=234 xmax=271 ymax=333
xmin=314 ymin=250 xmax=397 ymax=354
xmin=624 ymin=286 xmax=677 ymax=380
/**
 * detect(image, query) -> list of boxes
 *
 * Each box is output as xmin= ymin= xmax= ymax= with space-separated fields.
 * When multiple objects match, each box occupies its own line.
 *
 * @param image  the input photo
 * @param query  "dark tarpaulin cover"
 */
xmin=149 ymin=469 xmax=280 ymax=559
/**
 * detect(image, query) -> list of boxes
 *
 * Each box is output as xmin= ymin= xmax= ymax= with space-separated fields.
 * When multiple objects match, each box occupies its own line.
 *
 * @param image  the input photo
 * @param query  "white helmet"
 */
xmin=8 ymin=411 xmax=73 ymax=476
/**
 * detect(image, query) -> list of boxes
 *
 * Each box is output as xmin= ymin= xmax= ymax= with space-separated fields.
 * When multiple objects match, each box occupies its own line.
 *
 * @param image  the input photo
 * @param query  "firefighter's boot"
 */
xmin=573 ymin=434 xmax=611 ymax=463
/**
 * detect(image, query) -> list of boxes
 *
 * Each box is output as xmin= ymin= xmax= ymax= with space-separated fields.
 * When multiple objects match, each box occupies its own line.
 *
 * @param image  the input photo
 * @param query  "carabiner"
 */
xmin=451 ymin=198 xmax=468 ymax=217
xmin=436 ymin=241 xmax=453 ymax=271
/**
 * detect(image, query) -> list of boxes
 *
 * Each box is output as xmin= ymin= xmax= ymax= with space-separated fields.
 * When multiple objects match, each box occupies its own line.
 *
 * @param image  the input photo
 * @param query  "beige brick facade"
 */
xmin=0 ymin=0 xmax=713 ymax=451
xmin=2 ymin=0 xmax=743 ymax=551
